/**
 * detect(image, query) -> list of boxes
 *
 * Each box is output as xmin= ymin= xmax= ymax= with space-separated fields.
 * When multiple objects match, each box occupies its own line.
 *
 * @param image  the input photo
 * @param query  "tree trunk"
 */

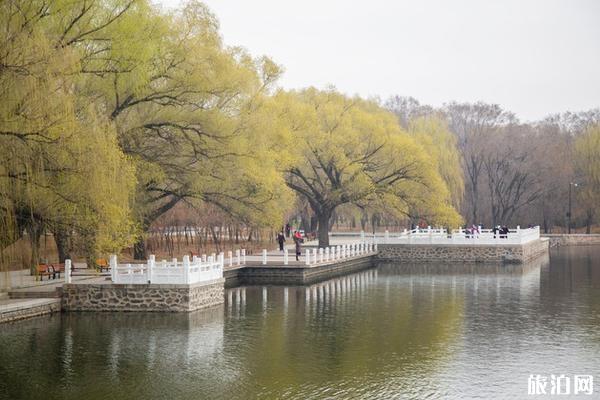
xmin=27 ymin=220 xmax=44 ymax=275
xmin=586 ymin=209 xmax=593 ymax=234
xmin=317 ymin=209 xmax=332 ymax=247
xmin=310 ymin=215 xmax=318 ymax=234
xmin=133 ymin=237 xmax=147 ymax=260
xmin=53 ymin=226 xmax=71 ymax=263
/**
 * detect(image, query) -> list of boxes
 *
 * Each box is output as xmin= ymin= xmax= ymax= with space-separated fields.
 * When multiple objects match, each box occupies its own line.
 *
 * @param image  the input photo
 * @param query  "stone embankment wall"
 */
xmin=229 ymin=256 xmax=375 ymax=286
xmin=377 ymin=239 xmax=549 ymax=264
xmin=542 ymin=234 xmax=600 ymax=247
xmin=0 ymin=299 xmax=61 ymax=323
xmin=62 ymin=279 xmax=224 ymax=312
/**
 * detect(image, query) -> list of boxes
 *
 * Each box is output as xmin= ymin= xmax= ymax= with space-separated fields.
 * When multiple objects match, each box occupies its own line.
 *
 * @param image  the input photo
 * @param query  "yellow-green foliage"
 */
xmin=277 ymin=87 xmax=462 ymax=228
xmin=408 ymin=116 xmax=465 ymax=209
xmin=0 ymin=0 xmax=137 ymax=259
xmin=1 ymin=0 xmax=464 ymax=261
xmin=574 ymin=124 xmax=600 ymax=216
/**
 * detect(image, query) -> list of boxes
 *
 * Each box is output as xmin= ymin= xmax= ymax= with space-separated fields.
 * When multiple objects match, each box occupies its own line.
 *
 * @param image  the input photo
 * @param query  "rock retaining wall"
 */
xmin=62 ymin=279 xmax=224 ymax=312
xmin=542 ymin=234 xmax=600 ymax=247
xmin=377 ymin=239 xmax=549 ymax=264
xmin=0 ymin=299 xmax=61 ymax=323
xmin=231 ymin=256 xmax=375 ymax=286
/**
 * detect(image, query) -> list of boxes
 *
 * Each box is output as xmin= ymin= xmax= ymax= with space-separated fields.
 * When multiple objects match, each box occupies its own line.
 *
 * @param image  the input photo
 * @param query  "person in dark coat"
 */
xmin=277 ymin=232 xmax=286 ymax=251
xmin=293 ymin=231 xmax=303 ymax=261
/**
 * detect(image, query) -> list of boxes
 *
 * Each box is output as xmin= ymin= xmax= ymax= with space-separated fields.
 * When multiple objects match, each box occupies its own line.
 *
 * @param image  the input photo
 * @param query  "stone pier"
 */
xmin=62 ymin=279 xmax=224 ymax=312
xmin=377 ymin=238 xmax=549 ymax=264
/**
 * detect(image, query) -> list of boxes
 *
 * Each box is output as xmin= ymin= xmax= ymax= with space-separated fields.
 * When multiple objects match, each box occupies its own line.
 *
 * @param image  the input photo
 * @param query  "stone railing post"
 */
xmin=242 ymin=249 xmax=246 ymax=265
xmin=360 ymin=230 xmax=365 ymax=242
xmin=284 ymin=249 xmax=289 ymax=265
xmin=319 ymin=248 xmax=324 ymax=263
xmin=374 ymin=243 xmax=378 ymax=252
xmin=262 ymin=249 xmax=268 ymax=265
xmin=236 ymin=250 xmax=241 ymax=266
xmin=183 ymin=255 xmax=190 ymax=284
xmin=202 ymin=254 xmax=207 ymax=262
xmin=384 ymin=230 xmax=389 ymax=244
xmin=312 ymin=248 xmax=317 ymax=264
xmin=227 ymin=251 xmax=233 ymax=267
xmin=110 ymin=254 xmax=117 ymax=282
xmin=65 ymin=259 xmax=72 ymax=284
xmin=148 ymin=254 xmax=155 ymax=283
xmin=325 ymin=247 xmax=330 ymax=262
xmin=305 ymin=250 xmax=311 ymax=265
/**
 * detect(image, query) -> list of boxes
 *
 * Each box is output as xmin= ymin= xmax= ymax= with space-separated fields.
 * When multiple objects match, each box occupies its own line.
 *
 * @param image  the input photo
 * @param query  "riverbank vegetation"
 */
xmin=1 ymin=0 xmax=598 ymax=270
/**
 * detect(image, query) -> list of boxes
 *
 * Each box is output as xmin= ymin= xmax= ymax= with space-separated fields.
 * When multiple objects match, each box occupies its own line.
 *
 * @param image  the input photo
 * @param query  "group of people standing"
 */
xmin=276 ymin=226 xmax=304 ymax=261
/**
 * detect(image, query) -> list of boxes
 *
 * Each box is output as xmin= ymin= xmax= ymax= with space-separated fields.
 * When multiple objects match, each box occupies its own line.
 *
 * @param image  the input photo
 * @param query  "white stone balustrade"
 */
xmin=328 ymin=226 xmax=540 ymax=246
xmin=111 ymin=253 xmax=223 ymax=285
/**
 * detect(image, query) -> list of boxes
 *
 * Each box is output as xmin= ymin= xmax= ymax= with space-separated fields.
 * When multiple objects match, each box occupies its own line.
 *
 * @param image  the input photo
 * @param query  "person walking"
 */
xmin=293 ymin=231 xmax=303 ymax=261
xmin=277 ymin=231 xmax=286 ymax=251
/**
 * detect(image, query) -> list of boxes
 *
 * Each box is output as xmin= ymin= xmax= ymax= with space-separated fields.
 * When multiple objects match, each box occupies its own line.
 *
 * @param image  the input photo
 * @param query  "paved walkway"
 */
xmin=0 ymin=297 xmax=61 ymax=312
xmin=0 ymin=265 xmax=104 ymax=291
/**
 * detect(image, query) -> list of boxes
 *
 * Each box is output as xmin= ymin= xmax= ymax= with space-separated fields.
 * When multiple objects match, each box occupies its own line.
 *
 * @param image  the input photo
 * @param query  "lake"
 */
xmin=1 ymin=246 xmax=599 ymax=399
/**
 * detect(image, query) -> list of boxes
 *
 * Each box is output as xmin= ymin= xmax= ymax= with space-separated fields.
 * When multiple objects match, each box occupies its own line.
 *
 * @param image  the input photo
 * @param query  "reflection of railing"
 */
xmin=110 ymin=254 xmax=223 ymax=284
xmin=331 ymin=226 xmax=541 ymax=245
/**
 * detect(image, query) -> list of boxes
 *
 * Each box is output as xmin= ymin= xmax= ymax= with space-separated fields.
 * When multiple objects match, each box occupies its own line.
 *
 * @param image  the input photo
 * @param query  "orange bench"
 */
xmin=36 ymin=264 xmax=54 ymax=281
xmin=95 ymin=258 xmax=109 ymax=272
xmin=50 ymin=263 xmax=65 ymax=279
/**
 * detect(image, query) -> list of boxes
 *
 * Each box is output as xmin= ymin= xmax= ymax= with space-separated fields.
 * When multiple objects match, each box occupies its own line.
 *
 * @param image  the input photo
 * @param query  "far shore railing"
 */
xmin=331 ymin=226 xmax=541 ymax=245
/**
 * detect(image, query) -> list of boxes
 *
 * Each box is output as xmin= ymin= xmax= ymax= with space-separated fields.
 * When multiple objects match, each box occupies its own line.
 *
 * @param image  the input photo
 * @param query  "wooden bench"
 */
xmin=50 ymin=263 xmax=65 ymax=279
xmin=95 ymin=258 xmax=109 ymax=272
xmin=36 ymin=264 xmax=54 ymax=281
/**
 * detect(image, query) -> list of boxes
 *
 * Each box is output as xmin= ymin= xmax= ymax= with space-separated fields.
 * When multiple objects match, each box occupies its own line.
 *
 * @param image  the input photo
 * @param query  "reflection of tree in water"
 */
xmin=540 ymin=246 xmax=600 ymax=344
xmin=223 ymin=269 xmax=464 ymax=398
xmin=0 ymin=309 xmax=226 ymax=400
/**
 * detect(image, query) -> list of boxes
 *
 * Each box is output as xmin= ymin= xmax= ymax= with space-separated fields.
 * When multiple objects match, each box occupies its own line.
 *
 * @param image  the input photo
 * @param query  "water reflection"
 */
xmin=1 ymin=249 xmax=600 ymax=399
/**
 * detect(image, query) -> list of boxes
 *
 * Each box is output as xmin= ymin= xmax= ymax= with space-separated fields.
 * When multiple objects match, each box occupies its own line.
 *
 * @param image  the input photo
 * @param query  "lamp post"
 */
xmin=567 ymin=182 xmax=578 ymax=234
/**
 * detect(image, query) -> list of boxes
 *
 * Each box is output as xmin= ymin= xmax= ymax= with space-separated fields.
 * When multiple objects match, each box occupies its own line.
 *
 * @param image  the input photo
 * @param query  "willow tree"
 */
xmin=71 ymin=0 xmax=291 ymax=258
xmin=408 ymin=116 xmax=464 ymax=209
xmin=0 ymin=0 xmax=137 ymax=268
xmin=574 ymin=124 xmax=600 ymax=233
xmin=278 ymin=88 xmax=461 ymax=247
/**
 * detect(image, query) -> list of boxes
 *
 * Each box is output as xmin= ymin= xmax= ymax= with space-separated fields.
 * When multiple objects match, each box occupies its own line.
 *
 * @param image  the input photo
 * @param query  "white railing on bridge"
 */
xmin=110 ymin=254 xmax=223 ymax=285
xmin=302 ymin=241 xmax=377 ymax=266
xmin=255 ymin=242 xmax=377 ymax=266
xmin=331 ymin=226 xmax=540 ymax=245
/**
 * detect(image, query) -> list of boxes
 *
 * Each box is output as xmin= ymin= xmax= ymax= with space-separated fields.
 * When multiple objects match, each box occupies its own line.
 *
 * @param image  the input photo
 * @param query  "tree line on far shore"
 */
xmin=1 ymin=0 xmax=598 ymax=270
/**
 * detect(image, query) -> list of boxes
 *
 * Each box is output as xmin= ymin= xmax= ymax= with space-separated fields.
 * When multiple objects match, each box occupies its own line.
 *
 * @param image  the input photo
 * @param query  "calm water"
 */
xmin=1 ymin=247 xmax=600 ymax=399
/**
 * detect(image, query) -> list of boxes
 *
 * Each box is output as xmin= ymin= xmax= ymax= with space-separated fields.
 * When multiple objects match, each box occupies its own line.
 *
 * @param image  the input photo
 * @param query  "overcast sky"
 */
xmin=157 ymin=0 xmax=600 ymax=122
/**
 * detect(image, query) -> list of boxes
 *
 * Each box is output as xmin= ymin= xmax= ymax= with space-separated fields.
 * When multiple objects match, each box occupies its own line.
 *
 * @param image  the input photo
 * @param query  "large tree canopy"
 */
xmin=277 ymin=88 xmax=462 ymax=246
